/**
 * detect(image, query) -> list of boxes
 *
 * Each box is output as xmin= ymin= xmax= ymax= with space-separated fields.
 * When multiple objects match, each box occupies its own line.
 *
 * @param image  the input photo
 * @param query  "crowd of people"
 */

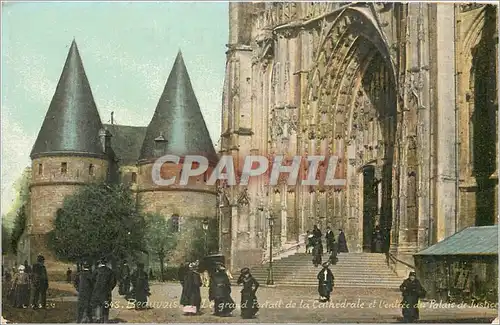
xmin=177 ymin=260 xmax=260 ymax=319
xmin=307 ymin=225 xmax=427 ymax=323
xmin=5 ymin=255 xmax=49 ymax=310
xmin=3 ymin=234 xmax=427 ymax=323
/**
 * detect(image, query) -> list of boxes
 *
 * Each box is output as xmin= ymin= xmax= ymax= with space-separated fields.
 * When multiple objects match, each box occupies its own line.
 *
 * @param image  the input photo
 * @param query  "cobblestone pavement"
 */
xmin=106 ymin=282 xmax=498 ymax=323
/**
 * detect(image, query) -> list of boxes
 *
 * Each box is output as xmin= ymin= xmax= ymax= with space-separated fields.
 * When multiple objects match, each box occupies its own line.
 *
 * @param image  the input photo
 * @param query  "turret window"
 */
xmin=154 ymin=133 xmax=168 ymax=156
xmin=89 ymin=164 xmax=94 ymax=176
xmin=61 ymin=162 xmax=67 ymax=174
xmin=171 ymin=214 xmax=180 ymax=232
xmin=38 ymin=164 xmax=43 ymax=175
xmin=131 ymin=172 xmax=137 ymax=184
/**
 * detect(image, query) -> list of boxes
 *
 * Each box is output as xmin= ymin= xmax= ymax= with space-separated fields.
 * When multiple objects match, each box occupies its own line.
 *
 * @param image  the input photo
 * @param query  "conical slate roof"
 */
xmin=30 ymin=40 xmax=105 ymax=159
xmin=139 ymin=51 xmax=218 ymax=163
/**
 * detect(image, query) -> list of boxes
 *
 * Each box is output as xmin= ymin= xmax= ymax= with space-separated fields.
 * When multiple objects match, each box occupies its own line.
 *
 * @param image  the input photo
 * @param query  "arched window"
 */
xmin=131 ymin=172 xmax=137 ymax=184
xmin=89 ymin=164 xmax=94 ymax=176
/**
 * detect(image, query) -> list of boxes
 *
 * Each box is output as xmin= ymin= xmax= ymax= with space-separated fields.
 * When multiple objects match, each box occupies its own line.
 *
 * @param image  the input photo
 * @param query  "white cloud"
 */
xmin=1 ymin=110 xmax=35 ymax=216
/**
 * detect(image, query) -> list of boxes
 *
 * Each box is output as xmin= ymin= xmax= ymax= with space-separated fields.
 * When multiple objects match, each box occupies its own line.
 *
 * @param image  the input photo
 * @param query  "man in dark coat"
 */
xmin=74 ymin=261 xmax=94 ymax=323
xmin=400 ymin=271 xmax=426 ymax=323
xmin=210 ymin=263 xmax=234 ymax=316
xmin=312 ymin=225 xmax=322 ymax=240
xmin=31 ymin=254 xmax=48 ymax=309
xmin=119 ymin=260 xmax=130 ymax=297
xmin=312 ymin=238 xmax=323 ymax=267
xmin=91 ymin=258 xmax=117 ymax=323
xmin=130 ymin=263 xmax=150 ymax=310
xmin=372 ymin=225 xmax=384 ymax=253
xmin=325 ymin=227 xmax=335 ymax=253
xmin=328 ymin=239 xmax=338 ymax=265
xmin=66 ymin=268 xmax=73 ymax=283
xmin=337 ymin=229 xmax=349 ymax=253
xmin=317 ymin=262 xmax=334 ymax=302
xmin=180 ymin=261 xmax=202 ymax=315
xmin=23 ymin=260 xmax=32 ymax=275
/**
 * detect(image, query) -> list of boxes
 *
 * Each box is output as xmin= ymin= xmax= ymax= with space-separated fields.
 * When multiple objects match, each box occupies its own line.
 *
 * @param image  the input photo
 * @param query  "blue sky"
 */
xmin=1 ymin=1 xmax=228 ymax=215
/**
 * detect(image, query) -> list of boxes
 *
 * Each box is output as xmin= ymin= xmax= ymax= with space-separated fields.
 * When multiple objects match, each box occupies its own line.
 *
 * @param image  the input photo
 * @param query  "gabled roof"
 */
xmin=138 ymin=51 xmax=218 ymax=164
xmin=31 ymin=40 xmax=105 ymax=159
xmin=414 ymin=225 xmax=498 ymax=256
xmin=103 ymin=124 xmax=146 ymax=165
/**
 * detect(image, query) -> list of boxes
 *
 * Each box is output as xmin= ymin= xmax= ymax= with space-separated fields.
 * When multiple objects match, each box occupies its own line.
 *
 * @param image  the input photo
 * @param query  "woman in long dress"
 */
xmin=312 ymin=239 xmax=323 ymax=267
xmin=10 ymin=265 xmax=30 ymax=308
xmin=317 ymin=262 xmax=334 ymax=302
xmin=180 ymin=261 xmax=202 ymax=315
xmin=237 ymin=268 xmax=259 ymax=319
xmin=210 ymin=263 xmax=234 ymax=316
xmin=130 ymin=263 xmax=150 ymax=310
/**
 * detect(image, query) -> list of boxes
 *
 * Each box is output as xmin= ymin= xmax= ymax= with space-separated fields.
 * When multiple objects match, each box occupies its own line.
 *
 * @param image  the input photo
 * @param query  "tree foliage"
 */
xmin=2 ymin=224 xmax=11 ymax=255
xmin=184 ymin=218 xmax=219 ymax=262
xmin=49 ymin=183 xmax=146 ymax=264
xmin=2 ymin=167 xmax=31 ymax=230
xmin=144 ymin=213 xmax=178 ymax=280
xmin=10 ymin=205 xmax=27 ymax=254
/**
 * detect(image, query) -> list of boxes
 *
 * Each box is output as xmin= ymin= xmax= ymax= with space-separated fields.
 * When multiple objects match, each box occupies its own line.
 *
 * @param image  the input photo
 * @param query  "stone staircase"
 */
xmin=245 ymin=252 xmax=404 ymax=288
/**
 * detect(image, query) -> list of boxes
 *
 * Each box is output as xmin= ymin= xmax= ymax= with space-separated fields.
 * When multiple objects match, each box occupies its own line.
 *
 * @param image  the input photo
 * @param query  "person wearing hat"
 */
xmin=312 ymin=237 xmax=323 ymax=267
xmin=10 ymin=265 xmax=31 ymax=308
xmin=400 ymin=271 xmax=426 ymax=323
xmin=237 ymin=267 xmax=259 ymax=319
xmin=91 ymin=257 xmax=117 ymax=323
xmin=210 ymin=262 xmax=234 ymax=317
xmin=32 ymin=254 xmax=48 ymax=309
xmin=179 ymin=261 xmax=202 ymax=315
xmin=317 ymin=262 xmax=334 ymax=302
xmin=118 ymin=260 xmax=131 ymax=297
xmin=130 ymin=262 xmax=150 ymax=310
xmin=74 ymin=261 xmax=94 ymax=323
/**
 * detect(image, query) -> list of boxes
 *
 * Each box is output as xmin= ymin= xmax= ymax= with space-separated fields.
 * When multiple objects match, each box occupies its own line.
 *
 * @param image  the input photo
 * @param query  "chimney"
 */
xmin=99 ymin=128 xmax=112 ymax=153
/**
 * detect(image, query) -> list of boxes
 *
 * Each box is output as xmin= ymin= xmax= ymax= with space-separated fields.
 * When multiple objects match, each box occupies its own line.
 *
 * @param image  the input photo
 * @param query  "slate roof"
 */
xmin=138 ymin=51 xmax=218 ymax=164
xmin=31 ymin=40 xmax=105 ymax=158
xmin=103 ymin=124 xmax=147 ymax=165
xmin=414 ymin=225 xmax=498 ymax=256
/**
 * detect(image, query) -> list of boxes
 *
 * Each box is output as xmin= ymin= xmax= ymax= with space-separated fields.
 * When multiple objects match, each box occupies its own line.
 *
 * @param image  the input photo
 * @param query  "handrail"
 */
xmin=386 ymin=252 xmax=415 ymax=269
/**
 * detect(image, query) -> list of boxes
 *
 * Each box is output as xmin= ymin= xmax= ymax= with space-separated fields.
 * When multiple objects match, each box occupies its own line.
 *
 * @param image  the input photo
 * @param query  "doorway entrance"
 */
xmin=362 ymin=165 xmax=378 ymax=252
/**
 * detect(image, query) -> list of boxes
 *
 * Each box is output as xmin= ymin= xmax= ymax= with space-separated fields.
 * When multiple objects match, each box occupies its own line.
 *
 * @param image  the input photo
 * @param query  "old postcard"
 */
xmin=1 ymin=1 xmax=498 ymax=323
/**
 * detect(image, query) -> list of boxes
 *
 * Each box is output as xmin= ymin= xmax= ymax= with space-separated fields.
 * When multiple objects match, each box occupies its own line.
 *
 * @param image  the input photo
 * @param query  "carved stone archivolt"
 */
xmin=270 ymin=105 xmax=298 ymax=141
xmin=459 ymin=3 xmax=485 ymax=12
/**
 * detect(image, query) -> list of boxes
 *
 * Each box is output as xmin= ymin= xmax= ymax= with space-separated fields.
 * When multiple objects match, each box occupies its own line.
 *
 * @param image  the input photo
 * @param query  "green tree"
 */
xmin=10 ymin=204 xmax=27 ymax=254
xmin=2 ymin=224 xmax=11 ymax=255
xmin=185 ymin=218 xmax=219 ymax=262
xmin=49 ymin=183 xmax=146 ymax=265
xmin=144 ymin=213 xmax=178 ymax=281
xmin=2 ymin=167 xmax=31 ymax=230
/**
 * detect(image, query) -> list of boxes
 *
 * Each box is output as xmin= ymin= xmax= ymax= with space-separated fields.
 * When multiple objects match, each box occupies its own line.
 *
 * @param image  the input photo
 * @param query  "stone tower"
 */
xmin=28 ymin=40 xmax=112 ymax=267
xmin=137 ymin=51 xmax=219 ymax=262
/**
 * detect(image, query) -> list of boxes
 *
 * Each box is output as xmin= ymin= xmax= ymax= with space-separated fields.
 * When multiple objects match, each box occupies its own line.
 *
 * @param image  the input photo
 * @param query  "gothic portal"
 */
xmin=220 ymin=2 xmax=498 ymax=273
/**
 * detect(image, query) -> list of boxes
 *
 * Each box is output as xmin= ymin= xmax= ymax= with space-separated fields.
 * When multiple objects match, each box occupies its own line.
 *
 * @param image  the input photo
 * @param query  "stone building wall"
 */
xmin=28 ymin=156 xmax=109 ymax=266
xmin=221 ymin=2 xmax=498 ymax=273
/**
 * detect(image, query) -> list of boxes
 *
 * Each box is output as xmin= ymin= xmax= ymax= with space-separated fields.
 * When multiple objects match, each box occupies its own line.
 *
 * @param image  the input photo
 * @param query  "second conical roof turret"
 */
xmin=139 ymin=51 xmax=218 ymax=164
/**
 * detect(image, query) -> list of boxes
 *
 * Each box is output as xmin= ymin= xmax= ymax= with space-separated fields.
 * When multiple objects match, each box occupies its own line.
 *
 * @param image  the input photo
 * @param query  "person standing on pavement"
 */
xmin=400 ymin=271 xmax=426 ymax=323
xmin=74 ymin=261 xmax=94 ymax=323
xmin=91 ymin=257 xmax=117 ymax=323
xmin=31 ymin=254 xmax=48 ymax=309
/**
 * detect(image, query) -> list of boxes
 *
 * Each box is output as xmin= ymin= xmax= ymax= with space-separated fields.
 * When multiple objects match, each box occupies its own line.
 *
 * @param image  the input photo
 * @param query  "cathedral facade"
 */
xmin=26 ymin=41 xmax=218 ymax=268
xmin=220 ymin=3 xmax=498 ymax=272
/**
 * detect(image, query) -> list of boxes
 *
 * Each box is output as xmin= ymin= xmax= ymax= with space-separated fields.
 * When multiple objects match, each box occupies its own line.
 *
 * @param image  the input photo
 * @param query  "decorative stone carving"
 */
xmin=237 ymin=188 xmax=250 ymax=206
xmin=459 ymin=3 xmax=485 ymax=12
xmin=270 ymin=105 xmax=298 ymax=141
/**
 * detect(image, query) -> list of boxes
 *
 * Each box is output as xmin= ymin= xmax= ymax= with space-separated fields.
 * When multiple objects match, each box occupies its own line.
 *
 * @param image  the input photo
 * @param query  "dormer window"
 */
xmin=154 ymin=132 xmax=168 ymax=156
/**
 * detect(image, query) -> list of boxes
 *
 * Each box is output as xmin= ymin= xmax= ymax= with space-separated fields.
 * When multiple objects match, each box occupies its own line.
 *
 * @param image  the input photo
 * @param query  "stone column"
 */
xmin=433 ymin=4 xmax=458 ymax=241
